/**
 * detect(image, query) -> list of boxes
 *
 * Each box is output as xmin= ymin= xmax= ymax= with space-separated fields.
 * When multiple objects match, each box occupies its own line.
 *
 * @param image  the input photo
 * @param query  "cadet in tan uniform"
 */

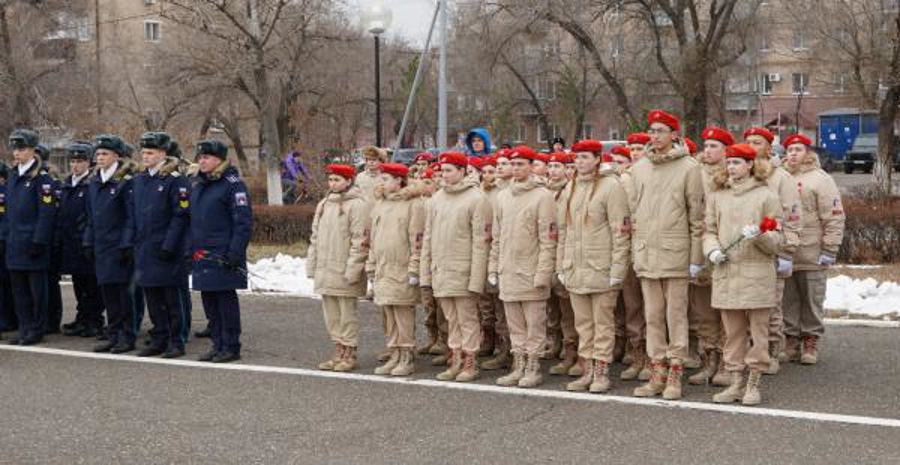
xmin=557 ymin=141 xmax=631 ymax=393
xmin=476 ymin=155 xmax=507 ymax=362
xmin=482 ymin=150 xmax=514 ymax=371
xmin=416 ymin=168 xmax=450 ymax=362
xmin=546 ymin=152 xmax=579 ymax=376
xmin=625 ymin=110 xmax=705 ymax=400
xmin=489 ymin=146 xmax=557 ymax=388
xmin=421 ymin=153 xmax=490 ymax=382
xmin=781 ymin=134 xmax=845 ymax=365
xmin=704 ymin=143 xmax=784 ymax=406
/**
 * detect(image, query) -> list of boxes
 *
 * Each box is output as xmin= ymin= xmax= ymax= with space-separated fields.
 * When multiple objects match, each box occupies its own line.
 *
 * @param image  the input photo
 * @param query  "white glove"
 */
xmin=689 ymin=264 xmax=702 ymax=278
xmin=488 ymin=273 xmax=498 ymax=287
xmin=610 ymin=277 xmax=623 ymax=287
xmin=556 ymin=273 xmax=566 ymax=286
xmin=366 ymin=279 xmax=374 ymax=299
xmin=776 ymin=257 xmax=793 ymax=275
xmin=708 ymin=250 xmax=727 ymax=265
xmin=818 ymin=254 xmax=836 ymax=266
xmin=742 ymin=224 xmax=761 ymax=240
xmin=408 ymin=274 xmax=419 ymax=286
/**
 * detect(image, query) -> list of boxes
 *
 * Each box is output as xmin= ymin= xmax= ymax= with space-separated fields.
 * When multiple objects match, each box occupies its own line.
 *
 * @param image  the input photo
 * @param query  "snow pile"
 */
xmin=824 ymin=275 xmax=900 ymax=319
xmin=246 ymin=253 xmax=318 ymax=298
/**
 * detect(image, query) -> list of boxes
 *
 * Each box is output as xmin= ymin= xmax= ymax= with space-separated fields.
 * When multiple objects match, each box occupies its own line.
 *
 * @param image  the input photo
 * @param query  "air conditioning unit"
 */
xmin=768 ymin=73 xmax=781 ymax=82
xmin=144 ymin=0 xmax=157 ymax=5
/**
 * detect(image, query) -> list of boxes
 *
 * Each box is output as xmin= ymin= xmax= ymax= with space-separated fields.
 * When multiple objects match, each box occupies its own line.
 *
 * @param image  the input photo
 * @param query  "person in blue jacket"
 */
xmin=190 ymin=140 xmax=252 ymax=363
xmin=167 ymin=139 xmax=194 ymax=343
xmin=36 ymin=143 xmax=64 ymax=334
xmin=465 ymin=127 xmax=493 ymax=157
xmin=84 ymin=135 xmax=138 ymax=354
xmin=3 ymin=129 xmax=56 ymax=345
xmin=58 ymin=141 xmax=104 ymax=338
xmin=132 ymin=132 xmax=191 ymax=358
xmin=0 ymin=163 xmax=18 ymax=338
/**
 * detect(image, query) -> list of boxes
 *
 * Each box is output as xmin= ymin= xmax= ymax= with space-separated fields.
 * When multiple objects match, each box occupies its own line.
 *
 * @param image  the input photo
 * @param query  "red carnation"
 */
xmin=759 ymin=216 xmax=778 ymax=233
xmin=192 ymin=249 xmax=208 ymax=262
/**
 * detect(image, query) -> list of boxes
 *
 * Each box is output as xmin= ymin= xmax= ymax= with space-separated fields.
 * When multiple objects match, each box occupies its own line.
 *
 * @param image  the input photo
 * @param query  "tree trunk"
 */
xmin=248 ymin=0 xmax=283 ymax=205
xmin=0 ymin=8 xmax=32 ymax=128
xmin=873 ymin=86 xmax=898 ymax=195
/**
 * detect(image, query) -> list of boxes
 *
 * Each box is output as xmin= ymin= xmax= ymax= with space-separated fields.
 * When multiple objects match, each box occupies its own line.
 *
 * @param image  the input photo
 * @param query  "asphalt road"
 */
xmin=832 ymin=171 xmax=900 ymax=194
xmin=1 ymin=288 xmax=899 ymax=464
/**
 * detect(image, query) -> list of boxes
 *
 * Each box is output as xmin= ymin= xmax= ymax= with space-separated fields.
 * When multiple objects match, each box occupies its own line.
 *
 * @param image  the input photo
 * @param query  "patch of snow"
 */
xmin=246 ymin=253 xmax=319 ymax=299
xmin=824 ymin=275 xmax=900 ymax=319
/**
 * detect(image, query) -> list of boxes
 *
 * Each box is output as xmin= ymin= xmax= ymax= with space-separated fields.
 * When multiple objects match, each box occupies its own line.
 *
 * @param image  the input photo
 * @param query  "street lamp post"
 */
xmin=362 ymin=2 xmax=392 ymax=148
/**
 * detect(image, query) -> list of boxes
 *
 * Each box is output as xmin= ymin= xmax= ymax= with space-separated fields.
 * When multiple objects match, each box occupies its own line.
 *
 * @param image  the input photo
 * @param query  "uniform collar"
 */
xmin=17 ymin=158 xmax=35 ymax=177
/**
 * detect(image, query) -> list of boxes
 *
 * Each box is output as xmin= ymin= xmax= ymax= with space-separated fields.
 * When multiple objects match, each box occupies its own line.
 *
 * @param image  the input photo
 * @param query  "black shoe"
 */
xmin=96 ymin=329 xmax=109 ymax=341
xmin=162 ymin=347 xmax=185 ymax=359
xmin=110 ymin=343 xmax=135 ymax=354
xmin=79 ymin=327 xmax=99 ymax=338
xmin=194 ymin=327 xmax=212 ymax=338
xmin=7 ymin=337 xmax=21 ymax=345
xmin=198 ymin=349 xmax=218 ymax=362
xmin=137 ymin=346 xmax=166 ymax=357
xmin=20 ymin=336 xmax=43 ymax=346
xmin=211 ymin=351 xmax=240 ymax=363
xmin=94 ymin=341 xmax=116 ymax=353
xmin=143 ymin=338 xmax=153 ymax=347
xmin=64 ymin=324 xmax=85 ymax=336
xmin=62 ymin=320 xmax=81 ymax=331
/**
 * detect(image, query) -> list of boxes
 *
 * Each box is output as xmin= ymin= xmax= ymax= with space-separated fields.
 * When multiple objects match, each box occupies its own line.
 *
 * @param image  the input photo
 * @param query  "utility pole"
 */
xmin=437 ymin=0 xmax=447 ymax=149
xmin=95 ymin=0 xmax=102 ymax=129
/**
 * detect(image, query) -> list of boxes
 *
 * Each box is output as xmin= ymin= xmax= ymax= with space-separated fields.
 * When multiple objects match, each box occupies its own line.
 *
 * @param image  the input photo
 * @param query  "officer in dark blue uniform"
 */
xmin=84 ymin=135 xmax=138 ymax=353
xmin=191 ymin=140 xmax=252 ymax=363
xmin=132 ymin=132 xmax=190 ymax=358
xmin=167 ymin=139 xmax=194 ymax=343
xmin=2 ymin=129 xmax=56 ymax=345
xmin=58 ymin=142 xmax=104 ymax=337
xmin=0 ymin=163 xmax=18 ymax=338
xmin=36 ymin=143 xmax=64 ymax=334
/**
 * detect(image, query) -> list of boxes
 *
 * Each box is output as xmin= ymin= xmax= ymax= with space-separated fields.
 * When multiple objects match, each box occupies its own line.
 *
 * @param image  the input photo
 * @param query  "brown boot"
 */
xmin=622 ymin=340 xmax=634 ymax=365
xmin=712 ymin=371 xmax=745 ymax=403
xmin=688 ymin=349 xmax=719 ymax=385
xmin=684 ymin=337 xmax=700 ymax=369
xmin=763 ymin=341 xmax=780 ymax=375
xmin=376 ymin=348 xmax=392 ymax=363
xmin=374 ymin=348 xmax=400 ymax=375
xmin=429 ymin=339 xmax=448 ymax=356
xmin=436 ymin=350 xmax=463 ymax=380
xmin=566 ymin=359 xmax=594 ymax=391
xmin=518 ymin=353 xmax=543 ymax=388
xmin=613 ymin=336 xmax=626 ymax=362
xmin=390 ymin=348 xmax=415 ymax=377
xmin=333 ymin=345 xmax=359 ymax=372
xmin=620 ymin=343 xmax=647 ymax=381
xmin=497 ymin=351 xmax=526 ymax=386
xmin=662 ymin=361 xmax=684 ymax=400
xmin=477 ymin=327 xmax=496 ymax=357
xmin=318 ymin=343 xmax=344 ymax=371
xmin=711 ymin=353 xmax=731 ymax=387
xmin=456 ymin=351 xmax=481 ymax=382
xmin=550 ymin=343 xmax=577 ymax=375
xmin=742 ymin=369 xmax=763 ymax=405
xmin=800 ymin=335 xmax=818 ymax=365
xmin=567 ymin=357 xmax=585 ymax=377
xmin=417 ymin=334 xmax=437 ymax=356
xmin=785 ymin=336 xmax=801 ymax=362
xmin=589 ymin=360 xmax=612 ymax=393
xmin=482 ymin=336 xmax=511 ymax=370
xmin=633 ymin=359 xmax=668 ymax=397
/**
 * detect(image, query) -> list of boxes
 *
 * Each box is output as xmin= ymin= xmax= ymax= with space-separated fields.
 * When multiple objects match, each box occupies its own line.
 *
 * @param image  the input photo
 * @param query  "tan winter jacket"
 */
xmin=693 ymin=161 xmax=725 ymax=285
xmin=307 ymin=186 xmax=370 ymax=297
xmin=557 ymin=168 xmax=631 ymax=295
xmin=703 ymin=177 xmax=785 ymax=310
xmin=766 ymin=166 xmax=802 ymax=263
xmin=547 ymin=177 xmax=570 ymax=297
xmin=788 ymin=163 xmax=846 ymax=271
xmin=488 ymin=176 xmax=557 ymax=302
xmin=626 ymin=144 xmax=705 ymax=279
xmin=365 ymin=184 xmax=426 ymax=306
xmin=481 ymin=178 xmax=501 ymax=294
xmin=355 ymin=169 xmax=381 ymax=200
xmin=420 ymin=177 xmax=490 ymax=298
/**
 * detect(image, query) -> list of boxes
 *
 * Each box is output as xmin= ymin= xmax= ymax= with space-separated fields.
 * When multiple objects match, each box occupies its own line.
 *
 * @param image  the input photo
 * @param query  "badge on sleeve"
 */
xmin=548 ymin=222 xmax=558 ymax=241
xmin=178 ymin=187 xmax=189 ymax=209
xmin=234 ymin=191 xmax=248 ymax=206
xmin=622 ymin=216 xmax=632 ymax=234
xmin=831 ymin=198 xmax=843 ymax=215
xmin=41 ymin=184 xmax=53 ymax=204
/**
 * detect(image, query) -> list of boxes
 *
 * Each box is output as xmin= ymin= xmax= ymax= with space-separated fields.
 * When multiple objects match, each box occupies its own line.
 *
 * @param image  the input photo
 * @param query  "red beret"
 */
xmin=627 ymin=133 xmax=651 ymax=145
xmin=783 ymin=134 xmax=812 ymax=147
xmin=381 ymin=163 xmax=408 ymax=179
xmin=429 ymin=161 xmax=441 ymax=171
xmin=508 ymin=145 xmax=536 ymax=160
xmin=601 ymin=154 xmax=615 ymax=163
xmin=326 ymin=164 xmax=356 ymax=180
xmin=726 ymin=143 xmax=757 ymax=161
xmin=744 ymin=127 xmax=774 ymax=144
xmin=439 ymin=152 xmax=468 ymax=168
xmin=549 ymin=152 xmax=571 ymax=164
xmin=495 ymin=148 xmax=510 ymax=159
xmin=611 ymin=146 xmax=631 ymax=159
xmin=647 ymin=109 xmax=680 ymax=131
xmin=571 ymin=139 xmax=604 ymax=153
xmin=683 ymin=137 xmax=697 ymax=155
xmin=413 ymin=152 xmax=434 ymax=163
xmin=467 ymin=157 xmax=484 ymax=170
xmin=481 ymin=155 xmax=497 ymax=167
xmin=534 ymin=152 xmax=552 ymax=164
xmin=423 ymin=168 xmax=434 ymax=179
xmin=702 ymin=126 xmax=735 ymax=146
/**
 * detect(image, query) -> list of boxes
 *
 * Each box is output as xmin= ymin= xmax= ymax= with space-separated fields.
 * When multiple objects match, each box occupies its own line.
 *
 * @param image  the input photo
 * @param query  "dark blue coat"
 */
xmin=190 ymin=164 xmax=252 ymax=291
xmin=57 ymin=173 xmax=94 ymax=276
xmin=83 ymin=161 xmax=136 ymax=285
xmin=3 ymin=159 xmax=56 ymax=271
xmin=132 ymin=158 xmax=190 ymax=287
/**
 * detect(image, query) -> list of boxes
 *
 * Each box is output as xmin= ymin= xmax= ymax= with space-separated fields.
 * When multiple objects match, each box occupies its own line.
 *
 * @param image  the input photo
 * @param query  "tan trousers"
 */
xmin=571 ymin=291 xmax=619 ymax=361
xmin=422 ymin=287 xmax=448 ymax=343
xmin=783 ymin=270 xmax=827 ymax=338
xmin=477 ymin=292 xmax=507 ymax=337
xmin=769 ymin=278 xmax=786 ymax=345
xmin=438 ymin=296 xmax=481 ymax=353
xmin=721 ymin=308 xmax=771 ymax=372
xmin=689 ymin=284 xmax=722 ymax=351
xmin=549 ymin=292 xmax=577 ymax=344
xmin=504 ymin=300 xmax=548 ymax=355
xmin=615 ymin=269 xmax=645 ymax=345
xmin=641 ymin=278 xmax=689 ymax=362
xmin=383 ymin=305 xmax=416 ymax=348
xmin=322 ymin=295 xmax=360 ymax=347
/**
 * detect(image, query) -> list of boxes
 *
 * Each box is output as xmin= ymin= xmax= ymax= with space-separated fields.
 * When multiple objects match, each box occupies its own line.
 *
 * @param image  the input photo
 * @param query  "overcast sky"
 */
xmin=350 ymin=0 xmax=437 ymax=45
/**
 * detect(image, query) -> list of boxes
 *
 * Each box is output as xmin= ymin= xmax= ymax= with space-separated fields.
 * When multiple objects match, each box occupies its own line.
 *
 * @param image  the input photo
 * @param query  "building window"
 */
xmin=610 ymin=35 xmax=624 ymax=58
xmin=792 ymin=30 xmax=807 ymax=51
xmin=759 ymin=33 xmax=772 ymax=52
xmin=76 ymin=18 xmax=91 ymax=41
xmin=581 ymin=124 xmax=594 ymax=140
xmin=144 ymin=20 xmax=161 ymax=42
xmin=835 ymin=72 xmax=847 ymax=93
xmin=792 ymin=72 xmax=809 ymax=95
xmin=760 ymin=73 xmax=775 ymax=95
xmin=609 ymin=129 xmax=620 ymax=140
xmin=538 ymin=123 xmax=561 ymax=143
xmin=516 ymin=124 xmax=526 ymax=143
xmin=536 ymin=77 xmax=558 ymax=100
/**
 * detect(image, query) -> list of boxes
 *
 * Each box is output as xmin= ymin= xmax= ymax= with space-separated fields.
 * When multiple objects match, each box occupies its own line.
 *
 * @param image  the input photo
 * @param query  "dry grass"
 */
xmin=247 ymin=241 xmax=309 ymax=263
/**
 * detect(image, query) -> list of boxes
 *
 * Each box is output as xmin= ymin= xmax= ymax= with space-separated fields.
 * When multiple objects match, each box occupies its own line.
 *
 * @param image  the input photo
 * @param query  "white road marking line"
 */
xmin=3 ymin=345 xmax=899 ymax=429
